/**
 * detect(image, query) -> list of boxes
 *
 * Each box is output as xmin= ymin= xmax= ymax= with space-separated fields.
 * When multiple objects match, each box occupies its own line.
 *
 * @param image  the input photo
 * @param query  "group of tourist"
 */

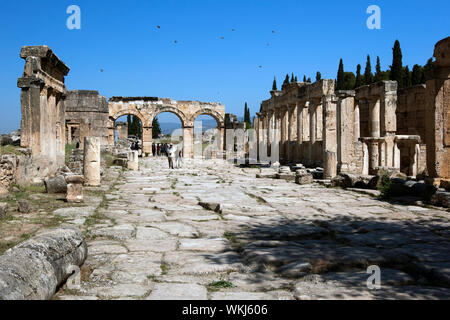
xmin=152 ymin=143 xmax=170 ymax=157
xmin=152 ymin=142 xmax=183 ymax=169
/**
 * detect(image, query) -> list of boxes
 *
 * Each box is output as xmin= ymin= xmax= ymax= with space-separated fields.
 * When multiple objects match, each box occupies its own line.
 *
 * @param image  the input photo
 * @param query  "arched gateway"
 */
xmin=108 ymin=97 xmax=226 ymax=158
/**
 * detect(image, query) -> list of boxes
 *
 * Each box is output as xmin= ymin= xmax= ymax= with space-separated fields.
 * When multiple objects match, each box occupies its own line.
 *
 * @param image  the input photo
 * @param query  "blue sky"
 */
xmin=1 ymin=0 xmax=449 ymax=133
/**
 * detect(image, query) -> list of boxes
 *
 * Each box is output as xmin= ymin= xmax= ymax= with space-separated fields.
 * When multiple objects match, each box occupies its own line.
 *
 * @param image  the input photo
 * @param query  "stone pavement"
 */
xmin=54 ymin=158 xmax=450 ymax=300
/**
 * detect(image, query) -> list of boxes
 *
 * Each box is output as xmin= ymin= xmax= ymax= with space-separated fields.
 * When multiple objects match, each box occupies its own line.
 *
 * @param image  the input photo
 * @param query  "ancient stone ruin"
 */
xmin=254 ymin=37 xmax=450 ymax=188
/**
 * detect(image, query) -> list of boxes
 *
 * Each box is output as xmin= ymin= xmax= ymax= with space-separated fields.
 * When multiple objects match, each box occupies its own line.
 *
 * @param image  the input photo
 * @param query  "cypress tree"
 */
xmin=364 ymin=55 xmax=373 ymax=85
xmin=411 ymin=64 xmax=423 ymax=85
xmin=402 ymin=66 xmax=412 ymax=88
xmin=390 ymin=40 xmax=403 ymax=88
xmin=303 ymin=75 xmax=307 ymax=82
xmin=152 ymin=117 xmax=161 ymax=138
xmin=374 ymin=56 xmax=382 ymax=82
xmin=272 ymin=77 xmax=277 ymax=91
xmin=336 ymin=59 xmax=344 ymax=90
xmin=307 ymin=78 xmax=311 ymax=83
xmin=283 ymin=74 xmax=290 ymax=86
xmin=294 ymin=76 xmax=298 ymax=82
xmin=423 ymin=58 xmax=434 ymax=82
xmin=355 ymin=64 xmax=363 ymax=88
xmin=316 ymin=72 xmax=322 ymax=81
xmin=127 ymin=115 xmax=132 ymax=136
xmin=290 ymin=73 xmax=295 ymax=83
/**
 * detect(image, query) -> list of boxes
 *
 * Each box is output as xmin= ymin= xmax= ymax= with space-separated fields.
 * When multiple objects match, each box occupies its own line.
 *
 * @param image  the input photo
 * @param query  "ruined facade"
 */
xmin=108 ymin=97 xmax=226 ymax=157
xmin=115 ymin=122 xmax=128 ymax=140
xmin=254 ymin=37 xmax=450 ymax=184
xmin=65 ymin=90 xmax=109 ymax=148
xmin=17 ymin=46 xmax=69 ymax=175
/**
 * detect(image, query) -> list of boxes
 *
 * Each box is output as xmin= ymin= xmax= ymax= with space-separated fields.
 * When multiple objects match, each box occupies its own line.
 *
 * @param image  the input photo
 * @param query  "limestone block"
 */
xmin=18 ymin=199 xmax=31 ymax=213
xmin=0 ymin=227 xmax=87 ymax=300
xmin=295 ymin=173 xmax=313 ymax=185
xmin=276 ymin=173 xmax=296 ymax=181
xmin=431 ymin=190 xmax=450 ymax=208
xmin=83 ymin=137 xmax=101 ymax=186
xmin=0 ymin=203 xmax=7 ymax=220
xmin=0 ymin=186 xmax=9 ymax=200
xmin=65 ymin=175 xmax=84 ymax=203
xmin=44 ymin=175 xmax=67 ymax=194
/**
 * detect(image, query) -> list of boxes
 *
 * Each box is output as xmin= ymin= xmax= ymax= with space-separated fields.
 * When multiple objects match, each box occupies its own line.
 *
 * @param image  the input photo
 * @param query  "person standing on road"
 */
xmin=168 ymin=144 xmax=176 ymax=169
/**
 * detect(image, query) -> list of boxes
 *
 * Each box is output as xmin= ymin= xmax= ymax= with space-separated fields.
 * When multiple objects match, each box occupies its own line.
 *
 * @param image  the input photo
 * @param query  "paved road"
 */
xmin=54 ymin=158 xmax=450 ymax=300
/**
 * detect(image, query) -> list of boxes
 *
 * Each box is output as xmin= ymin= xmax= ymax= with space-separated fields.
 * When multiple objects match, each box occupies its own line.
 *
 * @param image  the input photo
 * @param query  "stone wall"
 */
xmin=65 ymin=90 xmax=109 ymax=148
xmin=254 ymin=37 xmax=450 ymax=183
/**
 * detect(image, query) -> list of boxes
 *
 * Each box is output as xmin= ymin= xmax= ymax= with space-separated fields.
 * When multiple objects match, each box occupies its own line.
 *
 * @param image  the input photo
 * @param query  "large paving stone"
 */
xmin=179 ymin=238 xmax=228 ymax=252
xmin=146 ymin=283 xmax=207 ymax=300
xmin=125 ymin=240 xmax=178 ymax=253
xmin=150 ymin=222 xmax=199 ymax=238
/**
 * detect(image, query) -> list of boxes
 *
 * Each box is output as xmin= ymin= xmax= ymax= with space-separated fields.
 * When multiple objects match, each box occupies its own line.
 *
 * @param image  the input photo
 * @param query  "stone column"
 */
xmin=280 ymin=107 xmax=287 ymax=160
xmin=183 ymin=126 xmax=194 ymax=158
xmin=287 ymin=105 xmax=296 ymax=162
xmin=309 ymin=101 xmax=316 ymax=160
xmin=369 ymin=140 xmax=379 ymax=175
xmin=83 ymin=137 xmax=101 ymax=187
xmin=354 ymin=102 xmax=360 ymax=142
xmin=323 ymin=95 xmax=337 ymax=179
xmin=127 ymin=150 xmax=139 ymax=170
xmin=219 ymin=126 xmax=225 ymax=159
xmin=142 ymin=126 xmax=152 ymax=157
xmin=369 ymin=98 xmax=381 ymax=138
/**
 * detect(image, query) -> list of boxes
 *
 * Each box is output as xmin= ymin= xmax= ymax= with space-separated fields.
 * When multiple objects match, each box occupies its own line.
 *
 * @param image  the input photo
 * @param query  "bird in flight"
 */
xmin=156 ymin=25 xmax=161 ymax=29
xmin=174 ymin=40 xmax=178 ymax=44
xmin=272 ymin=30 xmax=275 ymax=33
xmin=220 ymin=36 xmax=225 ymax=40
xmin=100 ymin=69 xmax=104 ymax=73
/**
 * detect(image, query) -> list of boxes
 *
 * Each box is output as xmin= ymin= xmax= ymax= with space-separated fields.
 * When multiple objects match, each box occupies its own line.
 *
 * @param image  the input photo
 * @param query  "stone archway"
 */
xmin=189 ymin=109 xmax=225 ymax=158
xmin=108 ymin=97 xmax=225 ymax=158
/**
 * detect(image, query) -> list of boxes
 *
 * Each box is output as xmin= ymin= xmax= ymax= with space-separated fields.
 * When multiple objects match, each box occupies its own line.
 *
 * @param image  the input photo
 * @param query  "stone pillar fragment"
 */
xmin=142 ymin=126 xmax=152 ymax=157
xmin=127 ymin=151 xmax=139 ymax=170
xmin=83 ymin=137 xmax=101 ymax=186
xmin=65 ymin=175 xmax=84 ymax=203
xmin=183 ymin=126 xmax=194 ymax=159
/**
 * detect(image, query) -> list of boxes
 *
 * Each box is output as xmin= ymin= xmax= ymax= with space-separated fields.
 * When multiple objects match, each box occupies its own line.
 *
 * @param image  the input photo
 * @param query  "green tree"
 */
xmin=127 ymin=115 xmax=132 ymax=136
xmin=303 ymin=75 xmax=307 ymax=82
xmin=423 ymin=58 xmax=434 ymax=82
xmin=290 ymin=73 xmax=295 ymax=83
xmin=336 ymin=59 xmax=345 ymax=90
xmin=364 ymin=55 xmax=373 ymax=85
xmin=244 ymin=102 xmax=252 ymax=129
xmin=316 ymin=72 xmax=322 ymax=81
xmin=152 ymin=117 xmax=161 ymax=138
xmin=411 ymin=64 xmax=424 ymax=85
xmin=307 ymin=77 xmax=311 ymax=83
xmin=283 ymin=74 xmax=290 ymax=87
xmin=343 ymin=72 xmax=356 ymax=90
xmin=294 ymin=76 xmax=298 ymax=82
xmin=355 ymin=64 xmax=363 ymax=88
xmin=402 ymin=66 xmax=412 ymax=88
xmin=272 ymin=77 xmax=277 ymax=90
xmin=374 ymin=56 xmax=382 ymax=82
xmin=390 ymin=40 xmax=403 ymax=88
